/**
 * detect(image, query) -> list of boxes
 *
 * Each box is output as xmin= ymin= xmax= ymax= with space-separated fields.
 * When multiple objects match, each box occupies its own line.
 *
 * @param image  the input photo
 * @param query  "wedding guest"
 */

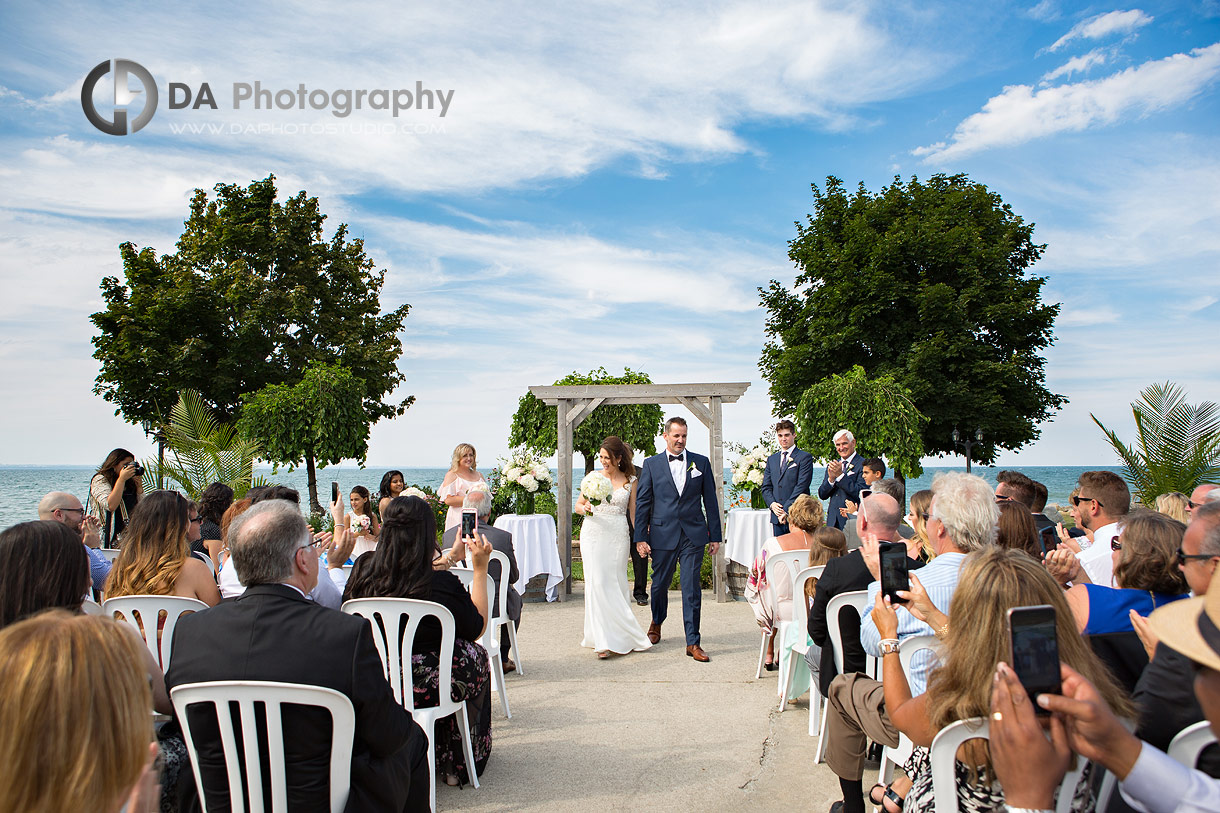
xmin=0 ymin=520 xmax=94 ymax=627
xmin=346 ymin=485 xmax=381 ymax=559
xmin=1190 ymin=484 xmax=1220 ymax=521
xmin=1071 ymin=470 xmax=1131 ymax=585
xmin=216 ymin=497 xmax=252 ymax=570
xmin=89 ymin=447 xmax=144 ymax=546
xmin=761 ymin=420 xmax=814 ymax=536
xmin=840 ymin=458 xmax=885 ymax=519
xmin=847 ymin=478 xmax=911 ymax=549
xmin=439 ymin=444 xmax=487 ymax=532
xmin=874 ymin=547 xmax=1130 ymax=813
xmin=996 ymin=501 xmax=1043 ymax=559
xmin=343 ymin=495 xmax=493 ymax=787
xmin=197 ymin=482 xmax=233 ymax=564
xmin=1156 ymin=491 xmax=1190 ymax=524
xmin=38 ymin=490 xmax=110 ymax=592
xmin=104 ymin=491 xmax=221 ymax=607
xmin=1059 ymin=486 xmax=1095 ymax=548
xmin=798 ymin=525 xmax=848 ymax=696
xmin=994 ymin=469 xmax=1036 ymax=508
xmin=0 ymin=611 xmax=160 ymax=813
xmin=747 ymin=495 xmax=825 ymax=670
xmin=905 ymin=489 xmax=934 ymax=560
xmin=378 ymin=469 xmax=406 ymax=517
xmin=818 ymin=430 xmax=865 ymax=530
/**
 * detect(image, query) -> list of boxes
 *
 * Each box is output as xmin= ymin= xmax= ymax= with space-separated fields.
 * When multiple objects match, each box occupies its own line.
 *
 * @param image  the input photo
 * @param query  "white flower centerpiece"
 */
xmin=727 ymin=432 xmax=778 ymax=510
xmin=497 ymin=447 xmax=554 ymax=515
xmin=579 ymin=470 xmax=614 ymax=508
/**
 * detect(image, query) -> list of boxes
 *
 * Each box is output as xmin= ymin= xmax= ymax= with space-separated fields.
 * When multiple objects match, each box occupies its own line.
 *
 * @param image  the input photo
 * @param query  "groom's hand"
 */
xmin=637 ymin=541 xmax=650 ymax=557
xmin=708 ymin=542 xmax=719 ymax=556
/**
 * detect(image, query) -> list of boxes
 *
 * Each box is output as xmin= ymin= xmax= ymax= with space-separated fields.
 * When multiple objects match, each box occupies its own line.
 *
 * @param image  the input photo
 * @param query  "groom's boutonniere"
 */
xmin=688 ymin=462 xmax=697 ymax=473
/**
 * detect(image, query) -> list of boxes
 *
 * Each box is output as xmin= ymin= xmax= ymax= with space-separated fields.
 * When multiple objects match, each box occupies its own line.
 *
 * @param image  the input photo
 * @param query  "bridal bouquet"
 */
xmin=580 ymin=471 xmax=614 ymax=506
xmin=496 ymin=447 xmax=554 ymax=515
xmin=349 ymin=513 xmax=371 ymax=536
xmin=402 ymin=486 xmax=428 ymax=499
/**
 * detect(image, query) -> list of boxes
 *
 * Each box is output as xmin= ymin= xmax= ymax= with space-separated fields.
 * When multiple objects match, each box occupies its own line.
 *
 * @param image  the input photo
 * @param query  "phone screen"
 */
xmin=461 ymin=509 xmax=477 ymax=538
xmin=859 ymin=488 xmax=872 ymax=501
xmin=331 ymin=481 xmax=339 ymax=503
xmin=1008 ymin=605 xmax=1061 ymax=712
xmin=879 ymin=542 xmax=909 ymax=604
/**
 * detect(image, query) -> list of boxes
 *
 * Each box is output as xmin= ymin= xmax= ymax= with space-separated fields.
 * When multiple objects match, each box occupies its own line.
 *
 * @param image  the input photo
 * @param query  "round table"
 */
xmin=724 ymin=508 xmax=773 ymax=568
xmin=493 ymin=514 xmax=564 ymax=602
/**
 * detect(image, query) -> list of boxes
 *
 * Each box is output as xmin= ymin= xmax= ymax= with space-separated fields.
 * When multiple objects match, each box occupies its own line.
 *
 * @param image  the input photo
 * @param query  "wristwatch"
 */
xmin=879 ymin=638 xmax=900 ymax=656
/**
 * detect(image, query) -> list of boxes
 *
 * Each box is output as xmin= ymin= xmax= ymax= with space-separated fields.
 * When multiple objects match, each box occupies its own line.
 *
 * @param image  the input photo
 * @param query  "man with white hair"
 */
xmin=1192 ymin=484 xmax=1220 ymax=520
xmin=38 ymin=491 xmax=110 ymax=592
xmin=824 ymin=471 xmax=999 ymax=813
xmin=818 ymin=429 xmax=866 ymax=530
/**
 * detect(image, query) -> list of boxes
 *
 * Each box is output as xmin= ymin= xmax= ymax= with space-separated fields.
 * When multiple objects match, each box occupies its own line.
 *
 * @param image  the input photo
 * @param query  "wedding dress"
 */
xmin=580 ymin=477 xmax=652 ymax=654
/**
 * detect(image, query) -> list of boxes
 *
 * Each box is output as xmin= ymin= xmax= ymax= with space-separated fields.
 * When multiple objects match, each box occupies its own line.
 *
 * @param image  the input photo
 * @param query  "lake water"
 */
xmin=0 ymin=463 xmax=1124 ymax=530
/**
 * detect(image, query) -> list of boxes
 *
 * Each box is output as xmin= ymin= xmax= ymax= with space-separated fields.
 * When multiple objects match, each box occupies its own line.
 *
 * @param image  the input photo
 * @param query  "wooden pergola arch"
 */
xmin=528 ymin=382 xmax=750 ymax=603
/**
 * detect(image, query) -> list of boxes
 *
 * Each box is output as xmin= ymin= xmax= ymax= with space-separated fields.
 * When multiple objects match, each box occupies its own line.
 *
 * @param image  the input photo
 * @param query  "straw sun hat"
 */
xmin=1148 ymin=566 xmax=1220 ymax=672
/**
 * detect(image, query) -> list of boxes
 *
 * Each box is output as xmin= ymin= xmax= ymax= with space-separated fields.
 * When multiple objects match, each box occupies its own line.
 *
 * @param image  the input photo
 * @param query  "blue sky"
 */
xmin=1 ymin=1 xmax=1217 ymax=469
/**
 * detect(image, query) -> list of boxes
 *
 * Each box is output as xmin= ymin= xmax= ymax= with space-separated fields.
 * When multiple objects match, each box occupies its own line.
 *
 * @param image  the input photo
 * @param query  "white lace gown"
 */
xmin=580 ymin=479 xmax=652 ymax=654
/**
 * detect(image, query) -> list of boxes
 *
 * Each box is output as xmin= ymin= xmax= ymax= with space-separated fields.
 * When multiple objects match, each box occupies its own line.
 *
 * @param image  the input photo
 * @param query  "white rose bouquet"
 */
xmin=580 ymin=471 xmax=614 ymax=506
xmin=496 ymin=447 xmax=553 ymax=514
xmin=402 ymin=486 xmax=428 ymax=499
xmin=728 ymin=434 xmax=779 ymax=510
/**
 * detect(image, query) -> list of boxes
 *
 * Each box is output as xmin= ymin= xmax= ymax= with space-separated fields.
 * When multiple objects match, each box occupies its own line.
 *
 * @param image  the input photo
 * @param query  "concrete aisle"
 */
xmin=437 ymin=582 xmax=844 ymax=812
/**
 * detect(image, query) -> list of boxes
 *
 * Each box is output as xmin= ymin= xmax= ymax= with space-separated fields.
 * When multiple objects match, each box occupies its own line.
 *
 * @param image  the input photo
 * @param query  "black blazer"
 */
xmin=808 ymin=548 xmax=925 ymax=696
xmin=165 ymin=584 xmax=418 ymax=812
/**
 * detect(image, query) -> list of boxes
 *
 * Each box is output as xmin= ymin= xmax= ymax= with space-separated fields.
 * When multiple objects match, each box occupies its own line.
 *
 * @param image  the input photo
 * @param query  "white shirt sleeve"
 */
xmin=1121 ymin=740 xmax=1220 ymax=813
xmin=309 ymin=565 xmax=342 ymax=610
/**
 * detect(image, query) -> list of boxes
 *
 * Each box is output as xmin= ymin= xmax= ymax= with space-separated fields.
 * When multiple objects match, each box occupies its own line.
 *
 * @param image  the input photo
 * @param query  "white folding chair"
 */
xmin=103 ymin=595 xmax=208 ymax=672
xmin=1169 ymin=720 xmax=1218 ymax=767
xmin=930 ymin=717 xmax=1086 ymax=813
xmin=879 ymin=634 xmax=942 ymax=783
xmin=450 ymin=565 xmax=511 ymax=718
xmin=813 ymin=589 xmax=872 ymax=762
xmin=487 ymin=549 xmax=523 ymax=675
xmin=171 ymin=680 xmax=355 ymax=813
xmin=755 ymin=549 xmax=808 ymax=679
xmin=779 ymin=565 xmax=824 ymax=721
xmin=196 ymin=551 xmax=216 ymax=576
xmin=99 ymin=548 xmax=121 ymax=562
xmin=80 ymin=598 xmax=105 ymax=616
xmin=341 ymin=597 xmax=480 ymax=812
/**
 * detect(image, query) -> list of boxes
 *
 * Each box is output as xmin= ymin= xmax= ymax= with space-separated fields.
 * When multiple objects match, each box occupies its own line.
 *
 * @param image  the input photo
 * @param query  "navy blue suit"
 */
xmin=760 ymin=447 xmax=814 ymax=535
xmin=633 ymin=450 xmax=722 ymax=646
xmin=817 ymin=452 xmax=865 ymax=530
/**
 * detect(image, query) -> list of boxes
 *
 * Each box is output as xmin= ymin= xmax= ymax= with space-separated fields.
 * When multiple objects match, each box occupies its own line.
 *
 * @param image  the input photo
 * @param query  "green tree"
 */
xmin=140 ymin=389 xmax=266 ymax=500
xmin=1093 ymin=382 xmax=1220 ymax=506
xmin=238 ymin=362 xmax=371 ymax=512
xmin=794 ymin=365 xmax=928 ymax=480
xmin=760 ymin=174 xmax=1066 ymax=465
xmin=90 ymin=175 xmax=412 ymax=429
xmin=508 ymin=368 xmax=663 ymax=473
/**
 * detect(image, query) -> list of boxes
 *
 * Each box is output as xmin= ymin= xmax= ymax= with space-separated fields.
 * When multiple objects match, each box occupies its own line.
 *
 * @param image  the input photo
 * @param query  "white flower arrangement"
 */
xmin=580 ymin=471 xmax=614 ymax=505
xmin=731 ymin=447 xmax=767 ymax=490
xmin=402 ymin=486 xmax=428 ymax=499
xmin=498 ymin=448 xmax=553 ymax=494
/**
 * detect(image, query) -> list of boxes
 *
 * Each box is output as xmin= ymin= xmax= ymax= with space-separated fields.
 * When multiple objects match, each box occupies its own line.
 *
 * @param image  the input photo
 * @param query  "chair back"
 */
xmin=340 ymin=597 xmax=455 ymax=713
xmin=930 ymin=717 xmax=1086 ymax=813
xmin=1169 ymin=720 xmax=1219 ymax=769
xmin=880 ymin=635 xmax=944 ymax=780
xmin=825 ymin=590 xmax=870 ymax=674
xmin=171 ymin=680 xmax=355 ymax=813
xmin=789 ymin=565 xmax=825 ymax=630
xmin=196 ymin=551 xmax=216 ymax=576
xmin=103 ymin=594 xmax=209 ymax=672
xmin=488 ymin=549 xmax=512 ymax=622
xmin=99 ymin=548 xmax=121 ymax=562
xmin=81 ymin=599 xmax=105 ymax=616
xmin=450 ymin=566 xmax=496 ymax=651
xmin=764 ymin=550 xmax=808 ymax=599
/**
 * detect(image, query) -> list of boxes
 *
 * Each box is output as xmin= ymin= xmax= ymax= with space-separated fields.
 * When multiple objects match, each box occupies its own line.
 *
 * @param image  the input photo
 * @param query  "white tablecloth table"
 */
xmin=494 ymin=513 xmax=564 ymax=602
xmin=724 ymin=508 xmax=773 ymax=568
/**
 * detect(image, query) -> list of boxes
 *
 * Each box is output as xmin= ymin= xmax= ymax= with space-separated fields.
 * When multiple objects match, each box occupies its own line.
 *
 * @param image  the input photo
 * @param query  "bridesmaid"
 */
xmin=438 ymin=444 xmax=486 ymax=532
xmin=378 ymin=470 xmax=405 ymax=518
xmin=345 ymin=485 xmax=381 ymax=560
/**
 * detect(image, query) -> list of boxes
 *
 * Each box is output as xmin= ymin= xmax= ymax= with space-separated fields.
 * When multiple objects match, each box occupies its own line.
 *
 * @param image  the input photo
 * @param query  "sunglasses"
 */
xmin=1111 ymin=537 xmax=1122 ymax=552
xmin=1070 ymin=494 xmax=1104 ymax=509
xmin=1177 ymin=547 xmax=1216 ymax=566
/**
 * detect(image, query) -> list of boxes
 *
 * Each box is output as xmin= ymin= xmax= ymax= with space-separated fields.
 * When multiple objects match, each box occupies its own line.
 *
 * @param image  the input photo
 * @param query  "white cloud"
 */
xmin=1041 ymin=49 xmax=1108 ymax=84
xmin=915 ymin=43 xmax=1220 ymax=161
xmin=1028 ymin=1 xmax=1060 ymax=22
xmin=1048 ymin=9 xmax=1153 ymax=52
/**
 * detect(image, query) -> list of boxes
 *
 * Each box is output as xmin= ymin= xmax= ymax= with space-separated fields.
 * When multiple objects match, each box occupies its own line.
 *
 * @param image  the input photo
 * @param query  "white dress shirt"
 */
xmin=1077 ymin=521 xmax=1120 ymax=586
xmin=218 ymin=556 xmax=342 ymax=609
xmin=668 ymin=452 xmax=686 ymax=495
xmin=1121 ymin=739 xmax=1220 ymax=812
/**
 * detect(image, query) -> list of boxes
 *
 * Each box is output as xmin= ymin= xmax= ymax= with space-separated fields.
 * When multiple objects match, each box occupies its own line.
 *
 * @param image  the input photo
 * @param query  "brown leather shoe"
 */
xmin=686 ymin=645 xmax=710 ymax=662
xmin=647 ymin=622 xmax=661 ymax=644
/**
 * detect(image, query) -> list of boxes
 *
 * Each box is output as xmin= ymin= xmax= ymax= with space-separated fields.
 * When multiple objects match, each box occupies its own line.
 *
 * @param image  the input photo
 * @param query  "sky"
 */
xmin=0 ymin=1 xmax=1217 ymax=470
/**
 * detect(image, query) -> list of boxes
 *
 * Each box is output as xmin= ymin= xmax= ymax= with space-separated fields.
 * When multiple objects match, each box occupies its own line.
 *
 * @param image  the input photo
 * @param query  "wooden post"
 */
xmin=556 ymin=398 xmax=572 ymax=601
xmin=709 ymin=395 xmax=727 ymax=602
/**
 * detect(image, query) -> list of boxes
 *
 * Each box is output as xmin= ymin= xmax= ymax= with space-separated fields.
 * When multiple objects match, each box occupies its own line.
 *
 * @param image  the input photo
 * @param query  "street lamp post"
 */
xmin=141 ymin=419 xmax=167 ymax=490
xmin=952 ymin=427 xmax=984 ymax=473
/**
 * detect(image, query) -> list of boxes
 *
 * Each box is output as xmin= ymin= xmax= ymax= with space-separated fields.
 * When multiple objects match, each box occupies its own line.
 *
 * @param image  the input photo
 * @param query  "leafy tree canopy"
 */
xmin=509 ymin=367 xmax=663 ymax=473
xmin=91 ymin=175 xmax=412 ymax=429
xmin=1093 ymin=382 xmax=1220 ymax=506
xmin=238 ymin=361 xmax=371 ymax=512
xmin=760 ymin=173 xmax=1066 ymax=464
xmin=795 ymin=365 xmax=928 ymax=479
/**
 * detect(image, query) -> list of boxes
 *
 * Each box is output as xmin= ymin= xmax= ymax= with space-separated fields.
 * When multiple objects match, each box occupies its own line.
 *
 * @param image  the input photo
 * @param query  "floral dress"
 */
xmin=904 ymin=743 xmax=1097 ymax=813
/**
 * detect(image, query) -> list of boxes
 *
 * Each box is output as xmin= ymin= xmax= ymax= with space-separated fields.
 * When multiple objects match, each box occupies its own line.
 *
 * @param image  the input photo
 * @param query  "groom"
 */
xmin=634 ymin=416 xmax=722 ymax=662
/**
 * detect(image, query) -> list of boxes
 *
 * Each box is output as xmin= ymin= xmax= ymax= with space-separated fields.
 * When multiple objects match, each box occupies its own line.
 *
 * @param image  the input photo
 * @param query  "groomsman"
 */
xmin=761 ymin=420 xmax=814 ymax=535
xmin=817 ymin=429 xmax=865 ymax=530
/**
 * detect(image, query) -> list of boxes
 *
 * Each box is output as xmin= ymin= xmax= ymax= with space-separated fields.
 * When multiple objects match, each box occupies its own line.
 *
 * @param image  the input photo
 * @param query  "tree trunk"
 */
xmin=306 ymin=451 xmax=320 ymax=515
xmin=895 ymin=470 xmax=907 ymax=514
xmin=584 ymin=453 xmax=596 ymax=474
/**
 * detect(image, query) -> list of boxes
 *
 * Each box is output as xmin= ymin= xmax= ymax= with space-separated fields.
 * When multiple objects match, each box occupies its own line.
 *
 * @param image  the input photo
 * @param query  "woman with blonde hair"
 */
xmin=438 ymin=443 xmax=487 ymax=532
xmin=104 ymin=490 xmax=220 ymax=607
xmin=747 ymin=494 xmax=825 ymax=670
xmin=1155 ymin=491 xmax=1190 ymax=523
xmin=0 ymin=610 xmax=160 ymax=813
xmin=871 ymin=546 xmax=1131 ymax=813
xmin=905 ymin=489 xmax=934 ymax=561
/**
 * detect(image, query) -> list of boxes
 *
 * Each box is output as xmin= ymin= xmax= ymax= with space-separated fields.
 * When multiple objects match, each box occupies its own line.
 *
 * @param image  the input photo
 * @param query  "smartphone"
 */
xmin=461 ymin=508 xmax=477 ymax=539
xmin=878 ymin=542 xmax=910 ymax=605
xmin=1007 ymin=604 xmax=1062 ymax=713
xmin=858 ymin=488 xmax=873 ymax=501
xmin=331 ymin=481 xmax=339 ymax=504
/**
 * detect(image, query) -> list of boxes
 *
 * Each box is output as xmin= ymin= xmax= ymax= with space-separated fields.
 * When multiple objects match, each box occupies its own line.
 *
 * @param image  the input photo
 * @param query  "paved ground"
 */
xmin=437 ymin=583 xmax=845 ymax=812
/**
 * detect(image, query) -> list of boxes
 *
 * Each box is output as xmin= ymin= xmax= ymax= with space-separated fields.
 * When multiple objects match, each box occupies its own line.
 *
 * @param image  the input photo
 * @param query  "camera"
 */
xmin=126 ymin=462 xmax=145 ymax=477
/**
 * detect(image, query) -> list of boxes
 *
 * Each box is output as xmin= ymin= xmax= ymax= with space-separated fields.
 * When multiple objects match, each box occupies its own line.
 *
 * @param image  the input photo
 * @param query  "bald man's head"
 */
xmin=37 ymin=491 xmax=85 ymax=532
xmin=859 ymin=493 xmax=901 ymax=539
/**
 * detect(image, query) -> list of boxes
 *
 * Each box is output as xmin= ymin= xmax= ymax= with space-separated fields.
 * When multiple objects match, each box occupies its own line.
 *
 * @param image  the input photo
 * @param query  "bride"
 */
xmin=575 ymin=436 xmax=653 ymax=659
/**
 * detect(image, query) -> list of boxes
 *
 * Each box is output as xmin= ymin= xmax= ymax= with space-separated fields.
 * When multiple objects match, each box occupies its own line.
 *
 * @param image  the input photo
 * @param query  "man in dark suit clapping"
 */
xmin=761 ymin=420 xmax=814 ymax=536
xmin=818 ymin=429 xmax=865 ymax=530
